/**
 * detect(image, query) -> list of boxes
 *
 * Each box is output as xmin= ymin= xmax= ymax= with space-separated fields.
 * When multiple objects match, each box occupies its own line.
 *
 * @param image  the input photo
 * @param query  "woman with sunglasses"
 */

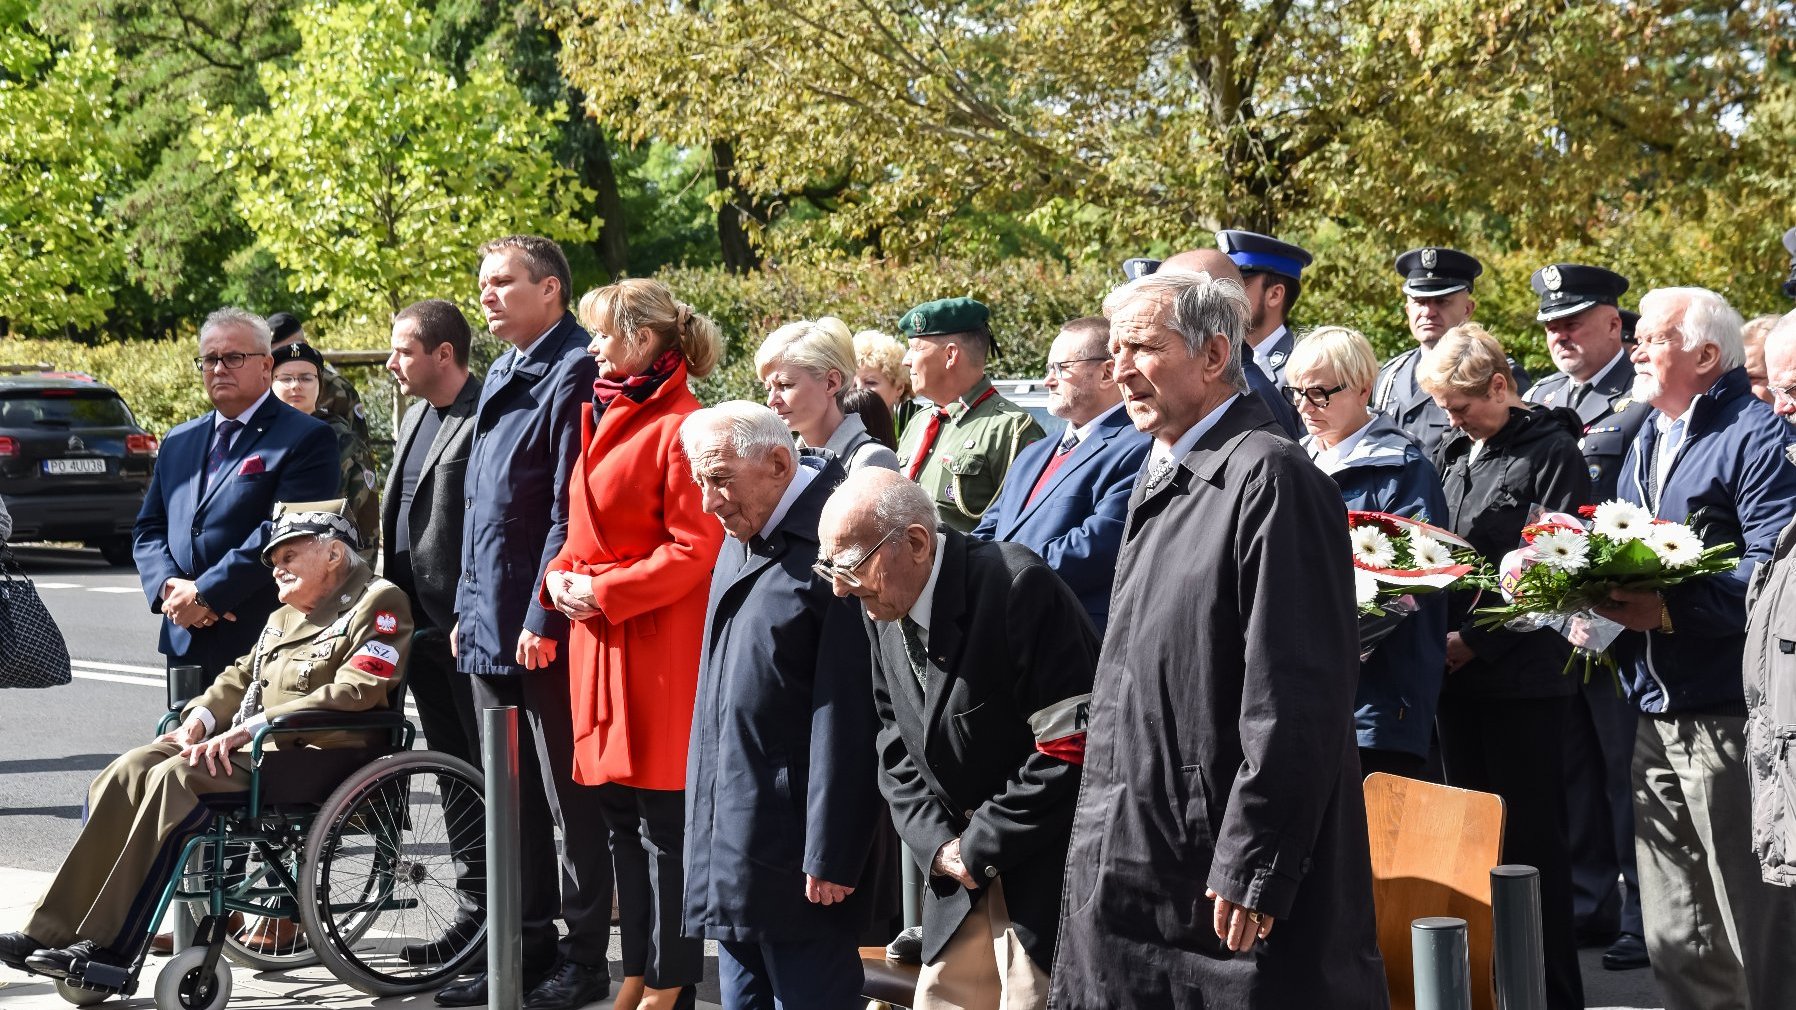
xmin=1284 ymin=327 xmax=1450 ymax=782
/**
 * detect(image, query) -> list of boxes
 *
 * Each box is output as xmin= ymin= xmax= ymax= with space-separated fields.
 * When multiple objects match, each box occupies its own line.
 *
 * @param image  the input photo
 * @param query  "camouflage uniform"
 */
xmin=324 ymin=412 xmax=380 ymax=560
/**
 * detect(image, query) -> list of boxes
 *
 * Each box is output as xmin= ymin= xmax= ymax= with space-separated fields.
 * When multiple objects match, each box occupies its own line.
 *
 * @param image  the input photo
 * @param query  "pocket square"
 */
xmin=237 ymin=454 xmax=265 ymax=476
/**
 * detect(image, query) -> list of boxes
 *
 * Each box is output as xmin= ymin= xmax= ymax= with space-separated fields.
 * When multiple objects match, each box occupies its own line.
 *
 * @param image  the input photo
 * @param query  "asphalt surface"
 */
xmin=0 ymin=545 xmax=1666 ymax=1007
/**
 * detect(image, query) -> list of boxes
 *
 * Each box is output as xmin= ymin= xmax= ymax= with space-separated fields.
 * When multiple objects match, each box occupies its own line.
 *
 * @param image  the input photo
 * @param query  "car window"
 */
xmin=0 ymin=392 xmax=135 ymax=429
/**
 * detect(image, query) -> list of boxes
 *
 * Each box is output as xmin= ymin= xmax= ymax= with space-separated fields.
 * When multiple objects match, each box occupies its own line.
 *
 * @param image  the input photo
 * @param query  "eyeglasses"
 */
xmin=1046 ymin=357 xmax=1109 ymax=378
xmin=193 ymin=352 xmax=268 ymax=372
xmin=1635 ymin=329 xmax=1678 ymax=347
xmin=1772 ymin=383 xmax=1796 ymax=407
xmin=1281 ymin=383 xmax=1347 ymax=408
xmin=273 ymin=374 xmax=319 ymax=387
xmin=813 ymin=527 xmax=903 ymax=588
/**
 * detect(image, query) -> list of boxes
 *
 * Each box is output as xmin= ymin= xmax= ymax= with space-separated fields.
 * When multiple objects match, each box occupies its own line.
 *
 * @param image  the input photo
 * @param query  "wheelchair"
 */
xmin=47 ymin=666 xmax=486 ymax=1009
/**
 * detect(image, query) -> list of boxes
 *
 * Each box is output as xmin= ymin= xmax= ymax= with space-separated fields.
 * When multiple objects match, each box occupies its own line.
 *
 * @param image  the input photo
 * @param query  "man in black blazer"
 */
xmin=134 ymin=308 xmax=339 ymax=679
xmin=679 ymin=403 xmax=884 ymax=1008
xmin=381 ymin=298 xmax=485 ymax=962
xmin=818 ymin=467 xmax=1097 ymax=1010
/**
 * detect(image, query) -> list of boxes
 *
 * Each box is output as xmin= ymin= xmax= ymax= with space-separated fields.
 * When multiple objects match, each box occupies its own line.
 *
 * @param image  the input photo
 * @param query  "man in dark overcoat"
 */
xmin=1050 ymin=269 xmax=1388 ymax=1008
xmin=820 ymin=467 xmax=1097 ymax=1010
xmin=440 ymin=235 xmax=610 ymax=1010
xmin=677 ymin=403 xmax=884 ymax=1008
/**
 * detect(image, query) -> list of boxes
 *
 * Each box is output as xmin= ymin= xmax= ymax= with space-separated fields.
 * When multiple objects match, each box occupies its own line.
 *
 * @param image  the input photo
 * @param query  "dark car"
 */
xmin=0 ymin=369 xmax=158 ymax=565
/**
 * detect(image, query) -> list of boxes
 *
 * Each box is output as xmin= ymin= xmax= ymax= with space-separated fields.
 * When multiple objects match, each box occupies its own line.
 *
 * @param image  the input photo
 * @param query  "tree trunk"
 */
xmin=587 ymin=126 xmax=630 ymax=280
xmin=710 ymin=138 xmax=763 ymax=274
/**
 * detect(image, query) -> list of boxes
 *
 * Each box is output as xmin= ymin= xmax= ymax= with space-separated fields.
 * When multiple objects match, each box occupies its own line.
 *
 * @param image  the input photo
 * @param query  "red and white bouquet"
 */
xmin=1475 ymin=500 xmax=1739 ymax=677
xmin=1348 ymin=510 xmax=1485 ymax=617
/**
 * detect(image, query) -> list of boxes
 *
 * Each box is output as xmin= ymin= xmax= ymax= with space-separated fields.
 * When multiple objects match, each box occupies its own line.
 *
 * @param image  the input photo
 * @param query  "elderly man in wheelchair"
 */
xmin=0 ymin=500 xmax=483 ymax=1007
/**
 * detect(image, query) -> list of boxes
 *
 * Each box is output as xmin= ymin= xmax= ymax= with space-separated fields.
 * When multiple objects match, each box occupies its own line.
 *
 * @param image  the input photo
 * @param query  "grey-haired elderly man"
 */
xmin=1 ymin=499 xmax=412 ymax=986
xmin=678 ymin=402 xmax=885 ymax=1010
xmin=819 ymin=467 xmax=1096 ymax=1010
xmin=1050 ymin=269 xmax=1387 ymax=1009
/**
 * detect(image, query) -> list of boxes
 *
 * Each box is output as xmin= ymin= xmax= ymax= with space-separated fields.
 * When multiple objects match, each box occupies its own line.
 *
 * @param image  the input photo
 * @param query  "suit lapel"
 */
xmin=920 ymin=534 xmax=969 ymax=754
xmin=418 ymin=378 xmax=480 ymax=477
xmin=198 ymin=397 xmax=283 ymax=513
xmin=1014 ymin=411 xmax=1129 ymax=528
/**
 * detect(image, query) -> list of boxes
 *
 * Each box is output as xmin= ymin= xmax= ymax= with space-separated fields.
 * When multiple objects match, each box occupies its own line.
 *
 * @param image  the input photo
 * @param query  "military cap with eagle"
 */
xmin=1530 ymin=263 xmax=1630 ymax=323
xmin=261 ymin=498 xmax=361 ymax=564
xmin=1394 ymin=247 xmax=1483 ymax=297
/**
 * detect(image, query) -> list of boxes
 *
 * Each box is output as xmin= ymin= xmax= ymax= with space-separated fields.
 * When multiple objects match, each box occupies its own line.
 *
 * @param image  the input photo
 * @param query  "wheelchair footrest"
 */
xmin=71 ymin=959 xmax=133 ymax=994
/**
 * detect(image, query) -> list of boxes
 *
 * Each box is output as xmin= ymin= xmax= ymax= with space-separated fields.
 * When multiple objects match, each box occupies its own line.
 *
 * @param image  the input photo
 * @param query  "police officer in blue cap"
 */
xmin=1373 ymin=247 xmax=1532 ymax=458
xmin=1521 ymin=262 xmax=1654 ymax=971
xmin=1217 ymin=229 xmax=1312 ymax=387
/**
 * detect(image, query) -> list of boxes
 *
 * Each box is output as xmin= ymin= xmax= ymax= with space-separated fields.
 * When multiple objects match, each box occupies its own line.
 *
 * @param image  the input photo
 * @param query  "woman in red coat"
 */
xmin=542 ymin=278 xmax=725 ymax=1010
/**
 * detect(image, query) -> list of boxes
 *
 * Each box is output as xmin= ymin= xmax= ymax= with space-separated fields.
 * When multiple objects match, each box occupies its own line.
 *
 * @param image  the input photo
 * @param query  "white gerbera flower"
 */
xmin=1645 ymin=522 xmax=1702 ymax=567
xmin=1533 ymin=529 xmax=1590 ymax=572
xmin=1351 ymin=525 xmax=1396 ymax=569
xmin=1592 ymin=500 xmax=1654 ymax=542
xmin=1354 ymin=568 xmax=1380 ymax=608
xmin=1409 ymin=533 xmax=1452 ymax=569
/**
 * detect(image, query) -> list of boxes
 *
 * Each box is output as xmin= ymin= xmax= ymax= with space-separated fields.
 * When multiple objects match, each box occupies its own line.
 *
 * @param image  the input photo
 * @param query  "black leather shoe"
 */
xmin=523 ymin=960 xmax=610 ymax=1010
xmin=25 ymin=940 xmax=126 ymax=980
xmin=402 ymin=915 xmax=485 ymax=966
xmin=0 ymin=932 xmax=49 ymax=973
xmin=436 ymin=962 xmax=555 ymax=1008
xmin=1602 ymin=931 xmax=1650 ymax=970
xmin=885 ymin=925 xmax=923 ymax=964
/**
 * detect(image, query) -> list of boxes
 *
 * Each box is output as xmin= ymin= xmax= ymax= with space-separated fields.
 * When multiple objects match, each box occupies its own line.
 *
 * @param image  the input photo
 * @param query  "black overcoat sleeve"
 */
xmin=1208 ymin=464 xmax=1359 ymax=921
xmin=803 ymin=593 xmax=883 ymax=885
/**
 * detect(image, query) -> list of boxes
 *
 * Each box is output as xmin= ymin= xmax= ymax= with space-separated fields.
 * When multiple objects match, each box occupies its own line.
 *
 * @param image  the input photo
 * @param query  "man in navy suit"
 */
xmin=974 ymin=317 xmax=1148 ymax=634
xmin=133 ymin=308 xmax=339 ymax=679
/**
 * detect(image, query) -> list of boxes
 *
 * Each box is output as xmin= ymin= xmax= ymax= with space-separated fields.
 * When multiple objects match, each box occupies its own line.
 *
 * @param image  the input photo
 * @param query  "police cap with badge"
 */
xmin=898 ymin=296 xmax=1001 ymax=356
xmin=1394 ymin=247 xmax=1483 ymax=297
xmin=1530 ymin=263 xmax=1630 ymax=322
xmin=1217 ymin=230 xmax=1313 ymax=285
xmin=262 ymin=498 xmax=361 ymax=565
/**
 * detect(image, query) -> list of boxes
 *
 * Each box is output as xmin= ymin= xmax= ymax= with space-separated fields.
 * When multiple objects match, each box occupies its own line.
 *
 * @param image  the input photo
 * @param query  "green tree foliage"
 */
xmin=543 ymin=0 xmax=1790 ymax=269
xmin=0 ymin=0 xmax=128 ymax=334
xmin=189 ymin=0 xmax=596 ymax=321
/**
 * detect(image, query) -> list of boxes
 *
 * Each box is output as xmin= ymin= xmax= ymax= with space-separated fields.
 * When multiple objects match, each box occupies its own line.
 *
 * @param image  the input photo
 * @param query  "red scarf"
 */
xmin=593 ymin=349 xmax=683 ymax=408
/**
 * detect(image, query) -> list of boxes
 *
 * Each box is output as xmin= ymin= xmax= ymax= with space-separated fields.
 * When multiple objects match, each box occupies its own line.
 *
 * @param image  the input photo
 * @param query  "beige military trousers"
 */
xmin=24 ymin=740 xmax=252 ymax=954
xmin=913 ymin=878 xmax=1051 ymax=1010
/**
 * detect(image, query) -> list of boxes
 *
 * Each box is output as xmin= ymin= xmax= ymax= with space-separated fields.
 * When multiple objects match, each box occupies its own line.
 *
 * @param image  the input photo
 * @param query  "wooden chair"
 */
xmin=1363 ymin=772 xmax=1505 ymax=1010
xmin=860 ymin=946 xmax=920 ymax=1007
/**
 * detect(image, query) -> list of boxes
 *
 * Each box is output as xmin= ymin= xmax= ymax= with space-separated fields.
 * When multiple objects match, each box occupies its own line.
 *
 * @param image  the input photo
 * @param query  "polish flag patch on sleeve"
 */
xmin=374 ymin=611 xmax=398 ymax=635
xmin=1028 ymin=694 xmax=1091 ymax=765
xmin=347 ymin=640 xmax=400 ymax=678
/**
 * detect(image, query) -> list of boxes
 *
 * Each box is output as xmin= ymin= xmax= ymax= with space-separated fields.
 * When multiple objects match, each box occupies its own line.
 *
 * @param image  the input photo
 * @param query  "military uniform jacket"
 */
xmin=896 ymin=376 xmax=1045 ymax=533
xmin=1523 ymin=355 xmax=1651 ymax=502
xmin=324 ymin=411 xmax=380 ymax=558
xmin=182 ymin=565 xmax=413 ymax=750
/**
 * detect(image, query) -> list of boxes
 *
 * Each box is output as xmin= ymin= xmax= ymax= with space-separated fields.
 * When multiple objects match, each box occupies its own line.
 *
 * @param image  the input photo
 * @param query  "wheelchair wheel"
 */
xmin=299 ymin=750 xmax=485 ymax=996
xmin=55 ymin=979 xmax=110 ymax=1006
xmin=153 ymin=947 xmax=232 ymax=1010
xmin=176 ymin=848 xmax=319 ymax=970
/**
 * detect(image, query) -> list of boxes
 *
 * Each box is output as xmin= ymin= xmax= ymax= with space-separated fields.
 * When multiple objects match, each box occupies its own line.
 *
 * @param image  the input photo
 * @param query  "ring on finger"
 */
xmin=1247 ymin=910 xmax=1263 ymax=923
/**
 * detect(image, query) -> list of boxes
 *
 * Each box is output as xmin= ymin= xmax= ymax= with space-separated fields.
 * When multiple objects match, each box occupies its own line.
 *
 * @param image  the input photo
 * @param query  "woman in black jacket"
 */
xmin=1419 ymin=323 xmax=1592 ymax=1010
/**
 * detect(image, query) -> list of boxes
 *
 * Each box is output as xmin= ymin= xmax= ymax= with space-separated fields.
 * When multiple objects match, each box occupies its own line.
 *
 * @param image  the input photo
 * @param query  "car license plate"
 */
xmin=43 ymin=458 xmax=106 ymax=475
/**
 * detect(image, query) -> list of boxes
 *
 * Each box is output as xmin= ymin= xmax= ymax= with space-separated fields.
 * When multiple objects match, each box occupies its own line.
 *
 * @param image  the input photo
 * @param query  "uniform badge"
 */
xmin=1544 ymin=392 xmax=1556 ymax=404
xmin=339 ymin=593 xmax=352 ymax=605
xmin=375 ymin=611 xmax=398 ymax=635
xmin=363 ymin=469 xmax=376 ymax=490
xmin=1614 ymin=397 xmax=1631 ymax=410
xmin=963 ymin=439 xmax=975 ymax=449
xmin=349 ymin=641 xmax=400 ymax=678
xmin=1542 ymin=265 xmax=1563 ymax=291
xmin=944 ymin=483 xmax=957 ymax=503
xmin=1589 ymin=464 xmax=1601 ymax=482
xmin=1421 ymin=248 xmax=1438 ymax=269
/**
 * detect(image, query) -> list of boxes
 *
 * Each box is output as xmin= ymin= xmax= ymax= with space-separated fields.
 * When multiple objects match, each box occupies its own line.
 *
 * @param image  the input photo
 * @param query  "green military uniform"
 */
xmin=22 ymin=504 xmax=411 ymax=956
xmin=894 ymin=298 xmax=1045 ymax=532
xmin=325 ymin=411 xmax=380 ymax=558
xmin=317 ymin=365 xmax=372 ymax=445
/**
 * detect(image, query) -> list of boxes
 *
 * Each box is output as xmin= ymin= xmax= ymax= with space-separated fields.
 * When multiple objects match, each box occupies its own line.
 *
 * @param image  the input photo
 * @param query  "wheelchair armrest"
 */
xmin=261 ymin=709 xmax=410 ymax=734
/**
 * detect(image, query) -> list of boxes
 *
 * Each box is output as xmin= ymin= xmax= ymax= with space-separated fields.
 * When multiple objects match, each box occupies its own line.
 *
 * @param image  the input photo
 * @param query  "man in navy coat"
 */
xmin=134 ymin=307 xmax=338 ymax=679
xmin=679 ymin=403 xmax=883 ymax=1009
xmin=973 ymin=316 xmax=1149 ymax=634
xmin=440 ymin=236 xmax=609 ymax=1010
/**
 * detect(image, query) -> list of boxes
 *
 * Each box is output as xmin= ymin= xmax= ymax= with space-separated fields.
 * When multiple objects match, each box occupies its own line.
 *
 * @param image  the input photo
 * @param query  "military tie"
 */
xmin=900 ymin=617 xmax=929 ymax=689
xmin=904 ymin=407 xmax=953 ymax=481
xmin=1566 ymin=382 xmax=1590 ymax=412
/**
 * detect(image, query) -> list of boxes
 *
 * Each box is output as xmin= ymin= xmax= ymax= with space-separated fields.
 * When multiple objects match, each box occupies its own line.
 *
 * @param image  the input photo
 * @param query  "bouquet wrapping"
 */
xmin=1349 ymin=511 xmax=1487 ymax=658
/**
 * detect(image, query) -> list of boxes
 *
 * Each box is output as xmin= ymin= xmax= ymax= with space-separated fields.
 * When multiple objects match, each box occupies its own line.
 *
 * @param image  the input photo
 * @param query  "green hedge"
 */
xmin=8 ymin=253 xmax=1784 ymax=439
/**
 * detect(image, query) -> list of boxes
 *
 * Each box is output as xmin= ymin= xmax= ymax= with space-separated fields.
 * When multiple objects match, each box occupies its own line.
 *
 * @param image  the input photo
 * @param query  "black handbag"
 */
xmin=0 ymin=544 xmax=72 ymax=689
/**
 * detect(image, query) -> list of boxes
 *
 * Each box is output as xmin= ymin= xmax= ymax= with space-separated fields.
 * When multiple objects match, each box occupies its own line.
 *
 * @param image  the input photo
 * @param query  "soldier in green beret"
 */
xmin=895 ymin=297 xmax=1045 ymax=532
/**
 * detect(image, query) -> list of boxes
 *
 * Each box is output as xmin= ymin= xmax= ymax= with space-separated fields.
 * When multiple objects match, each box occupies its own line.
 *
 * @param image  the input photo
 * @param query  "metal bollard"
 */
xmin=483 ymin=706 xmax=522 ymax=1010
xmin=901 ymin=844 xmax=924 ymax=929
xmin=1491 ymin=864 xmax=1548 ymax=1010
xmin=1412 ymin=916 xmax=1473 ymax=1010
